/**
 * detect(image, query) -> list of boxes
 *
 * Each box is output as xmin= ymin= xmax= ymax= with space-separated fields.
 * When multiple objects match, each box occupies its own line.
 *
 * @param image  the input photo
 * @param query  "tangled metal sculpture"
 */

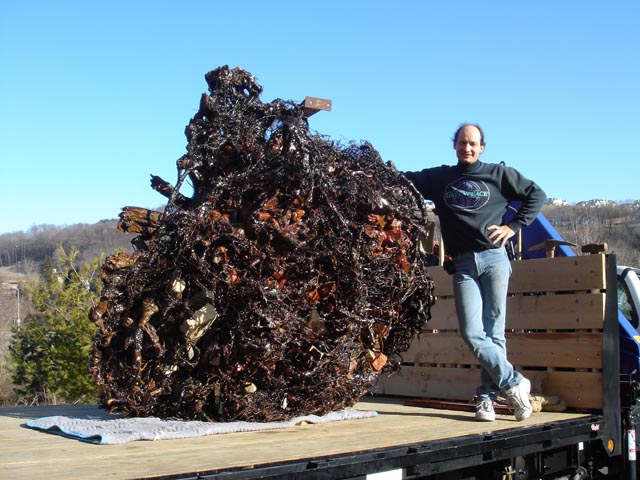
xmin=89 ymin=66 xmax=436 ymax=421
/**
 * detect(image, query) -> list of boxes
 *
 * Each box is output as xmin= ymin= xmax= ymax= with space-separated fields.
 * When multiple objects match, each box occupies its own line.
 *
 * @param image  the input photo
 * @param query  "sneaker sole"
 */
xmin=475 ymin=414 xmax=496 ymax=422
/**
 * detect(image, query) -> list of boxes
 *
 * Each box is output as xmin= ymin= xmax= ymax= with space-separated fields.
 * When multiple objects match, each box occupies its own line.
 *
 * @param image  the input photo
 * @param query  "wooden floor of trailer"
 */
xmin=0 ymin=396 xmax=591 ymax=480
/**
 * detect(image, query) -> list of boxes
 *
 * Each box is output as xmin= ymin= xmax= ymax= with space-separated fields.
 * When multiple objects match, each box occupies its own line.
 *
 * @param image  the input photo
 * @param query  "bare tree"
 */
xmin=543 ymin=203 xmax=640 ymax=266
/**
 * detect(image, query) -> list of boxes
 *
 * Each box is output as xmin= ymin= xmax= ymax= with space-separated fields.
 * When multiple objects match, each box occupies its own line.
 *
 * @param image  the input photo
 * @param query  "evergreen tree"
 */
xmin=8 ymin=246 xmax=101 ymax=404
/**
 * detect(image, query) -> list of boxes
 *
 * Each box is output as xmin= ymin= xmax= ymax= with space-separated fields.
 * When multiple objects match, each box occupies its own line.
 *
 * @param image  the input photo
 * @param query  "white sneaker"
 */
xmin=475 ymin=399 xmax=495 ymax=421
xmin=504 ymin=377 xmax=532 ymax=421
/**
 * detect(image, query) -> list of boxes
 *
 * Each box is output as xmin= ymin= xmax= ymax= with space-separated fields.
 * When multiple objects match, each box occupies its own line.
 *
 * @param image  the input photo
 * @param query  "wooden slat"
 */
xmin=404 ymin=332 xmax=602 ymax=369
xmin=405 ymin=333 xmax=474 ymax=365
xmin=375 ymin=364 xmax=480 ymax=400
xmin=507 ymin=333 xmax=602 ymax=369
xmin=541 ymin=369 xmax=603 ymax=409
xmin=426 ymin=254 xmax=607 ymax=298
xmin=426 ymin=293 xmax=606 ymax=331
xmin=374 ymin=366 xmax=603 ymax=410
xmin=506 ymin=292 xmax=605 ymax=330
xmin=509 ymin=255 xmax=606 ymax=294
xmin=426 ymin=297 xmax=458 ymax=330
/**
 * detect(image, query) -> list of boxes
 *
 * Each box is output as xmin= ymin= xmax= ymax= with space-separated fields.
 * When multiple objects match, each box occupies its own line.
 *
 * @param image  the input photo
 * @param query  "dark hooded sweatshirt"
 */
xmin=404 ymin=161 xmax=546 ymax=256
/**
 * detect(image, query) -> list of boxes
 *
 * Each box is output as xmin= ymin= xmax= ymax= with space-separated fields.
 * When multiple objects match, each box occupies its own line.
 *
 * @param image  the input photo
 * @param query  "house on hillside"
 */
xmin=546 ymin=198 xmax=568 ymax=206
xmin=576 ymin=199 xmax=617 ymax=208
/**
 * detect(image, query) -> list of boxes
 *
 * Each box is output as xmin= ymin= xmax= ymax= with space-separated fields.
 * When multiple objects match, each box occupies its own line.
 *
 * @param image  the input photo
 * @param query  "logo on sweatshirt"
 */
xmin=444 ymin=178 xmax=490 ymax=211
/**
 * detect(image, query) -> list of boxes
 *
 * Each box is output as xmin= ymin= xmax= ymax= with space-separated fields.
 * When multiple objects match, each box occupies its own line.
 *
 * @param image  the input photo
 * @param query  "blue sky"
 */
xmin=1 ymin=1 xmax=638 ymax=235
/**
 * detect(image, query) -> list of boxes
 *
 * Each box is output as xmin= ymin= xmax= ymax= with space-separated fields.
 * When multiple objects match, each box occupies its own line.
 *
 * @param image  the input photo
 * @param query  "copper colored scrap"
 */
xmin=89 ymin=66 xmax=436 ymax=422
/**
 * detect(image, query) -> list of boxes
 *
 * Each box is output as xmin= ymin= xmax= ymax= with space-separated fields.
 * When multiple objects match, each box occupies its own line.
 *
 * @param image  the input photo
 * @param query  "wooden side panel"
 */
xmin=427 ymin=293 xmax=606 ymax=331
xmin=505 ymin=293 xmax=605 ymax=330
xmin=405 ymin=332 xmax=602 ymax=369
xmin=374 ymin=366 xmax=603 ymax=410
xmin=426 ymin=297 xmax=458 ymax=330
xmin=541 ymin=370 xmax=603 ymax=410
xmin=507 ymin=333 xmax=602 ymax=369
xmin=375 ymin=365 xmax=479 ymax=400
xmin=509 ymin=255 xmax=606 ymax=293
xmin=379 ymin=254 xmax=609 ymax=411
xmin=426 ymin=254 xmax=606 ymax=298
xmin=405 ymin=333 xmax=474 ymax=365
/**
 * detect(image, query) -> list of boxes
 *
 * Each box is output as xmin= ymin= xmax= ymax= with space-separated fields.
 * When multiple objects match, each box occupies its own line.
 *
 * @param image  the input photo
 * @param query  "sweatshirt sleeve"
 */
xmin=402 ymin=168 xmax=439 ymax=200
xmin=502 ymin=167 xmax=547 ymax=232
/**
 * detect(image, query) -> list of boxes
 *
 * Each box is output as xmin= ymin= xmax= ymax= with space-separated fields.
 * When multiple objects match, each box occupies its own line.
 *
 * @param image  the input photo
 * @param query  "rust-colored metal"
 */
xmin=89 ymin=66 xmax=435 ymax=422
xmin=302 ymin=96 xmax=332 ymax=117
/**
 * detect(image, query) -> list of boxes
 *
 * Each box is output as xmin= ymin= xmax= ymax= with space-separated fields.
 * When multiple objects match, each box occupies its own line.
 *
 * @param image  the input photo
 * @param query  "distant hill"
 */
xmin=0 ymin=219 xmax=136 ymax=274
xmin=0 ymin=202 xmax=638 ymax=276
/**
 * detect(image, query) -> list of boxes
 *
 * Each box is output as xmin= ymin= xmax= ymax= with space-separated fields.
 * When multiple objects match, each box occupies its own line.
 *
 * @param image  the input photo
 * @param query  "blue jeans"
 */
xmin=452 ymin=247 xmax=521 ymax=401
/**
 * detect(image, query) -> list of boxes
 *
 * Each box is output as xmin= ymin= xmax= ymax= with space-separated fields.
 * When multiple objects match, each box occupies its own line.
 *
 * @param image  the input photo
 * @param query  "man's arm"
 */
xmin=503 ymin=167 xmax=547 ymax=232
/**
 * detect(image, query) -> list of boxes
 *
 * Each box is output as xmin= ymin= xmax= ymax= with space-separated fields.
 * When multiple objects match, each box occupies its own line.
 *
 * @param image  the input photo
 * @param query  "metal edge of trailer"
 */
xmin=167 ymin=415 xmax=608 ymax=480
xmin=603 ymin=254 xmax=623 ymax=457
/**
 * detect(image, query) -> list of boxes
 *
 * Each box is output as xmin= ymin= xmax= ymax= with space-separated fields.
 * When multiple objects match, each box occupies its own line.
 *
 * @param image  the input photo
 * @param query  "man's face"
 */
xmin=454 ymin=126 xmax=485 ymax=165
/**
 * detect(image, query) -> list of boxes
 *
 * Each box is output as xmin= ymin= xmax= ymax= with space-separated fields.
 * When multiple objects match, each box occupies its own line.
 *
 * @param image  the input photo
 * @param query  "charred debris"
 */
xmin=90 ymin=66 xmax=436 ymax=422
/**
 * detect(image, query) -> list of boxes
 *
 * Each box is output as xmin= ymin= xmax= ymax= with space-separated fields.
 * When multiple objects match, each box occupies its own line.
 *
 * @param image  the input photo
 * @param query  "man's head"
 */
xmin=452 ymin=124 xmax=485 ymax=165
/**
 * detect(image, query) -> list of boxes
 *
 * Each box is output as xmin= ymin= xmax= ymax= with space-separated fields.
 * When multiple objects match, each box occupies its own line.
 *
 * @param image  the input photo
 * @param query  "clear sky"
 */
xmin=1 ymin=1 xmax=639 ymax=235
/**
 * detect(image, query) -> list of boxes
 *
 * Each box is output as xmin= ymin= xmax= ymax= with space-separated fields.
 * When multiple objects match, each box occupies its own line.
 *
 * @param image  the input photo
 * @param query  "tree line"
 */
xmin=542 ymin=203 xmax=640 ymax=267
xmin=0 ymin=220 xmax=135 ymax=274
xmin=0 ymin=204 xmax=638 ymax=276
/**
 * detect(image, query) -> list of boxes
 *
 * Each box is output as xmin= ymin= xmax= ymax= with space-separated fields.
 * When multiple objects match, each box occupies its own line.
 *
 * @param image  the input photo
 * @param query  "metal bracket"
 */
xmin=302 ymin=96 xmax=332 ymax=117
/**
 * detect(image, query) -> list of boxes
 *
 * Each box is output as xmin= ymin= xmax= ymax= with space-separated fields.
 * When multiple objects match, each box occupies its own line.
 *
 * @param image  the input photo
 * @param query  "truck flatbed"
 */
xmin=0 ymin=396 xmax=598 ymax=480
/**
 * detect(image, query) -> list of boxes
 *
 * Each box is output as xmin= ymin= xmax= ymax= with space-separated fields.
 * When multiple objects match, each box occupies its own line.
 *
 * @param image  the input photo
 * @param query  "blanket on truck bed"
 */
xmin=25 ymin=408 xmax=377 ymax=445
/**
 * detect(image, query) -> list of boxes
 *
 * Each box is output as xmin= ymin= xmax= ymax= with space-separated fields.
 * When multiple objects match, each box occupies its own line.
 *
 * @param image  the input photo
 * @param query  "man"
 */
xmin=403 ymin=124 xmax=546 ymax=421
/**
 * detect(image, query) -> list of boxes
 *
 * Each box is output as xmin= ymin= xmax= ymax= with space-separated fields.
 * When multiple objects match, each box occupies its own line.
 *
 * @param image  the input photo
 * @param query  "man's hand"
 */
xmin=487 ymin=224 xmax=515 ymax=247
